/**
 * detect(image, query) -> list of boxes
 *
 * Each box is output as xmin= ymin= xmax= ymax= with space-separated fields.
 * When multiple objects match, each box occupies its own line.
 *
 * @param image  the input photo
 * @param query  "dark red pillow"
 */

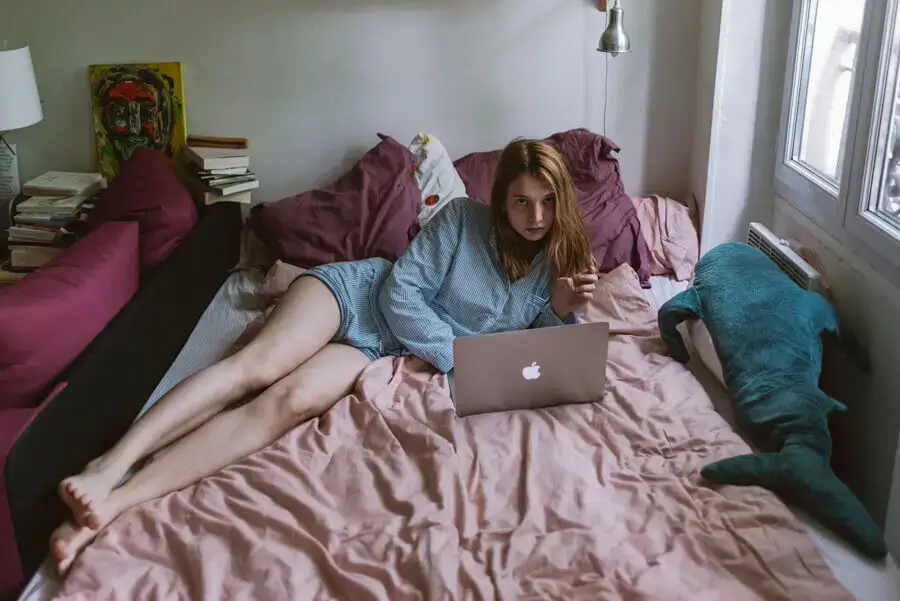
xmin=451 ymin=151 xmax=500 ymax=206
xmin=0 ymin=222 xmax=140 ymax=410
xmin=453 ymin=128 xmax=651 ymax=285
xmin=250 ymin=134 xmax=421 ymax=267
xmin=87 ymin=147 xmax=198 ymax=271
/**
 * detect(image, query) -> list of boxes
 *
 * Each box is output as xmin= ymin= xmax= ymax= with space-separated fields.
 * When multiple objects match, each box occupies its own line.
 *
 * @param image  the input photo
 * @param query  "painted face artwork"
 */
xmin=97 ymin=69 xmax=173 ymax=165
xmin=105 ymin=79 xmax=160 ymax=140
xmin=89 ymin=63 xmax=185 ymax=179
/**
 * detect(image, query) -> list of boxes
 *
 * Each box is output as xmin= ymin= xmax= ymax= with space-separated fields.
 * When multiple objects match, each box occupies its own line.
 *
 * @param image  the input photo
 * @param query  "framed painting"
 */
xmin=89 ymin=61 xmax=187 ymax=180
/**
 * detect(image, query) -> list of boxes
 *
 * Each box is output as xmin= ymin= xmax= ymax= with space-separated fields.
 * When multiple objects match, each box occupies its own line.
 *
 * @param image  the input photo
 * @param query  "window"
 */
xmin=777 ymin=0 xmax=900 ymax=275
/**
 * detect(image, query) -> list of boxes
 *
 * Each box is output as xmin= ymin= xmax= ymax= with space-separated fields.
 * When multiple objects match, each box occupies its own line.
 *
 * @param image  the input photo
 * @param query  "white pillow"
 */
xmin=408 ymin=132 xmax=468 ymax=226
xmin=685 ymin=319 xmax=726 ymax=387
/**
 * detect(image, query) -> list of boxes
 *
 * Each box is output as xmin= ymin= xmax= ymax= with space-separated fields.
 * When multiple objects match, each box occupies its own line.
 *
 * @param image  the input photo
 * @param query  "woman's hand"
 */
xmin=551 ymin=265 xmax=599 ymax=318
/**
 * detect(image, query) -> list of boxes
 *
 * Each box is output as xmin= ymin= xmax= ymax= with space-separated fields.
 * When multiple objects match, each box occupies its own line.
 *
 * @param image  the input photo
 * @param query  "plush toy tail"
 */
xmin=701 ymin=448 xmax=887 ymax=560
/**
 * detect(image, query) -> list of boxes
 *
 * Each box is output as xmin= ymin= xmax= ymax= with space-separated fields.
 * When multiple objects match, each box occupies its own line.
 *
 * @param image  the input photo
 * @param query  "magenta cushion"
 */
xmin=250 ymin=134 xmax=421 ymax=267
xmin=87 ymin=147 xmax=198 ymax=271
xmin=453 ymin=128 xmax=651 ymax=285
xmin=0 ymin=222 xmax=140 ymax=410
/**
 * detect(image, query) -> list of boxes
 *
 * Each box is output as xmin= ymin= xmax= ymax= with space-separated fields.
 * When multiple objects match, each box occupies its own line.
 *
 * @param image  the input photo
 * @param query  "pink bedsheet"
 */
xmin=55 ymin=270 xmax=851 ymax=601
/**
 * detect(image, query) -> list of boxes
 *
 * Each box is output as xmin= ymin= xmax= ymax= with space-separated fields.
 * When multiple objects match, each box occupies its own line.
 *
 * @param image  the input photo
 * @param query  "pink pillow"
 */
xmin=261 ymin=260 xmax=307 ymax=298
xmin=630 ymin=195 xmax=700 ymax=281
xmin=454 ymin=128 xmax=651 ymax=285
xmin=576 ymin=263 xmax=657 ymax=332
xmin=87 ymin=147 xmax=198 ymax=271
xmin=250 ymin=134 xmax=421 ymax=268
xmin=0 ymin=222 xmax=140 ymax=409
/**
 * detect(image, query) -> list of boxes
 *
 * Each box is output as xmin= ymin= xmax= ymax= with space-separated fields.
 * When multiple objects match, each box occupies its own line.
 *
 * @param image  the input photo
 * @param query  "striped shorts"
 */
xmin=302 ymin=258 xmax=406 ymax=362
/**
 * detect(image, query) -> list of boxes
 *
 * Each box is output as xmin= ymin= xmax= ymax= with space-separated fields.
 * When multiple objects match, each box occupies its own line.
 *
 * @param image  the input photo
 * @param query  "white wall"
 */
xmin=2 ymin=0 xmax=700 ymax=204
xmin=772 ymin=201 xmax=900 ymax=556
xmin=689 ymin=0 xmax=723 ymax=223
xmin=691 ymin=0 xmax=791 ymax=252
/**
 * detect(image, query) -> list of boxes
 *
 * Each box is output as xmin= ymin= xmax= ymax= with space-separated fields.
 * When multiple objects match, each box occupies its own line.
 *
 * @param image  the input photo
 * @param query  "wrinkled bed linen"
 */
xmin=54 ymin=270 xmax=851 ymax=601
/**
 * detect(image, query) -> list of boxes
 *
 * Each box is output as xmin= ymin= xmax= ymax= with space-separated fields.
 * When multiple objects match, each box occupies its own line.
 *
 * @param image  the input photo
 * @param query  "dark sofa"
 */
xmin=0 ymin=202 xmax=242 ymax=600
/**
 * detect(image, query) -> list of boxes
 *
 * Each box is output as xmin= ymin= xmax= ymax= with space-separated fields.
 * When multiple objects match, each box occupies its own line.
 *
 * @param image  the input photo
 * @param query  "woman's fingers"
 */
xmin=574 ymin=283 xmax=596 ymax=294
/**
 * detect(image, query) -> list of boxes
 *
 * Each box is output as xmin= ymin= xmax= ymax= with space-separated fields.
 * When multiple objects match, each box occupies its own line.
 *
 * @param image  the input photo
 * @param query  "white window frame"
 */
xmin=777 ymin=0 xmax=900 ymax=282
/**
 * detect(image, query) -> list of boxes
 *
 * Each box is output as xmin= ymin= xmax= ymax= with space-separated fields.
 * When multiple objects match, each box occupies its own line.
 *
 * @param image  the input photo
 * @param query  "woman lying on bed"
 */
xmin=51 ymin=139 xmax=600 ymax=573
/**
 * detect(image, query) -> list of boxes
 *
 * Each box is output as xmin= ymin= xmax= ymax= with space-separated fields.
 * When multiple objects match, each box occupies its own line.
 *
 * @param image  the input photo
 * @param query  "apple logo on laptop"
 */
xmin=522 ymin=362 xmax=541 ymax=381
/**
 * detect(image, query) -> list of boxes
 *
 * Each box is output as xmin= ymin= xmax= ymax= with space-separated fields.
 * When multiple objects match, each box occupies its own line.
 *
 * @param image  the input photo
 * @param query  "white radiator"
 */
xmin=747 ymin=222 xmax=825 ymax=293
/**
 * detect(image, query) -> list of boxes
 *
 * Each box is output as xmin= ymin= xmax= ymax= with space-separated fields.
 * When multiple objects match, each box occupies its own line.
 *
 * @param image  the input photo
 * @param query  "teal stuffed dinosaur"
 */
xmin=658 ymin=242 xmax=887 ymax=560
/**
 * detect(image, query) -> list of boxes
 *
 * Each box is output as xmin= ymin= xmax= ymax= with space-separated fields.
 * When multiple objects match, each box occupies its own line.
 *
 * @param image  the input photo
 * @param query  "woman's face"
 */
xmin=505 ymin=174 xmax=556 ymax=242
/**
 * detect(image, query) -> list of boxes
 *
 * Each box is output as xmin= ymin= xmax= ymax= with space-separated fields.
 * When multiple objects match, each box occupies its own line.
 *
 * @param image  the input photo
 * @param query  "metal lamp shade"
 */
xmin=598 ymin=5 xmax=632 ymax=57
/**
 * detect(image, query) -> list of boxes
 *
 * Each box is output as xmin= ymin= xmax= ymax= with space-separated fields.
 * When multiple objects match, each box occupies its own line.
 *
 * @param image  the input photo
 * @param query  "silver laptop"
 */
xmin=451 ymin=322 xmax=610 ymax=417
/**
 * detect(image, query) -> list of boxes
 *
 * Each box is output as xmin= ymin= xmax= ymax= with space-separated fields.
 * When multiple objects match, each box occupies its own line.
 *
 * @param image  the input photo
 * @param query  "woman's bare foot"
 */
xmin=50 ymin=494 xmax=124 ymax=574
xmin=49 ymin=522 xmax=98 ymax=574
xmin=58 ymin=458 xmax=124 ymax=529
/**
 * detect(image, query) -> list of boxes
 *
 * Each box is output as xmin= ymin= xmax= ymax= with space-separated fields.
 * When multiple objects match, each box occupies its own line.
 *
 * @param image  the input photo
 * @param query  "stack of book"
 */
xmin=183 ymin=141 xmax=258 ymax=205
xmin=4 ymin=171 xmax=104 ymax=272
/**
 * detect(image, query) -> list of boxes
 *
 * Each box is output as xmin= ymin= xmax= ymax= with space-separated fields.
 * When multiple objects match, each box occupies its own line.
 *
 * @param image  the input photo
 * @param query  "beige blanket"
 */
xmin=54 ymin=266 xmax=851 ymax=600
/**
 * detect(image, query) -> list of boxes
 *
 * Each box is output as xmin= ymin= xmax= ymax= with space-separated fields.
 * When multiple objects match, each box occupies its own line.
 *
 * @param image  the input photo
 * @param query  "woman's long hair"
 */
xmin=491 ymin=139 xmax=594 ymax=281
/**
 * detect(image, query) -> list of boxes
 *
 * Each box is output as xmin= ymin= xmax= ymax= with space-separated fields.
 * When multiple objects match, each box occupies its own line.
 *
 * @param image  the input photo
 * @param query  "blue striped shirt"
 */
xmin=378 ymin=197 xmax=572 ymax=373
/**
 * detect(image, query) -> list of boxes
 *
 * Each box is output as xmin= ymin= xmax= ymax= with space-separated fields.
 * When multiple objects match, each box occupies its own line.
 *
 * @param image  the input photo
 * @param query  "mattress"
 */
xmin=18 ymin=273 xmax=900 ymax=601
xmin=643 ymin=274 xmax=690 ymax=313
xmin=135 ymin=268 xmax=267 ymax=416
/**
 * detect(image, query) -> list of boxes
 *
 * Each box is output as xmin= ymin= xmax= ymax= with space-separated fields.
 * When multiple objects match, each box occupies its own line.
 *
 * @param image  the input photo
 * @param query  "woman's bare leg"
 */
xmin=50 ymin=342 xmax=370 ymax=574
xmin=59 ymin=276 xmax=340 ymax=526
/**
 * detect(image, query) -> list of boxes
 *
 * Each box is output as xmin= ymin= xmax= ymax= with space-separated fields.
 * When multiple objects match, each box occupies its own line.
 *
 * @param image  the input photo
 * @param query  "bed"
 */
xmin=11 ymin=128 xmax=900 ymax=600
xmin=14 ymin=268 xmax=900 ymax=601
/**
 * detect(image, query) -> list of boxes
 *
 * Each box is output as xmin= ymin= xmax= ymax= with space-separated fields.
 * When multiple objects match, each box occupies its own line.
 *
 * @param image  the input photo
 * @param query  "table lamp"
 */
xmin=0 ymin=44 xmax=43 ymax=155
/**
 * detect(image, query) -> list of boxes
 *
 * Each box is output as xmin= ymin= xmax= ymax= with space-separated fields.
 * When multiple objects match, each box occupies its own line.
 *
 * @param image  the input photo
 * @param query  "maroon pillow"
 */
xmin=87 ymin=147 xmax=198 ymax=271
xmin=250 ymin=134 xmax=421 ymax=267
xmin=0 ymin=222 xmax=140 ymax=410
xmin=453 ymin=128 xmax=651 ymax=285
xmin=451 ymin=151 xmax=500 ymax=206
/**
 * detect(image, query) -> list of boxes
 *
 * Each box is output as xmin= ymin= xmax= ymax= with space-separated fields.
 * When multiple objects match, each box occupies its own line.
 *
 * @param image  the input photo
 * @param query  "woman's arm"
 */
xmin=378 ymin=199 xmax=464 ymax=373
xmin=531 ymin=268 xmax=598 ymax=329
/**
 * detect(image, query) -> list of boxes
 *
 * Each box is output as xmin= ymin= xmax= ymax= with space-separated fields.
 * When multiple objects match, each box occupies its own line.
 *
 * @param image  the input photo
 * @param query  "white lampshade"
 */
xmin=0 ymin=45 xmax=43 ymax=132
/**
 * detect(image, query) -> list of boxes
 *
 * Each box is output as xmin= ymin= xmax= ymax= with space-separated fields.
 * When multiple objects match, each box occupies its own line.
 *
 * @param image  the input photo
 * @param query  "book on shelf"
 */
xmin=0 ymin=263 xmax=29 ymax=284
xmin=186 ymin=135 xmax=249 ymax=150
xmin=4 ymin=189 xmax=93 ymax=272
xmin=209 ymin=178 xmax=259 ymax=196
xmin=183 ymin=141 xmax=259 ymax=203
xmin=13 ymin=212 xmax=76 ymax=227
xmin=197 ymin=173 xmax=256 ymax=186
xmin=8 ymin=244 xmax=64 ymax=269
xmin=184 ymin=176 xmax=253 ymax=206
xmin=199 ymin=166 xmax=250 ymax=176
xmin=21 ymin=171 xmax=105 ymax=197
xmin=184 ymin=146 xmax=251 ymax=171
xmin=15 ymin=195 xmax=88 ymax=217
xmin=194 ymin=189 xmax=253 ymax=206
xmin=7 ymin=223 xmax=69 ymax=244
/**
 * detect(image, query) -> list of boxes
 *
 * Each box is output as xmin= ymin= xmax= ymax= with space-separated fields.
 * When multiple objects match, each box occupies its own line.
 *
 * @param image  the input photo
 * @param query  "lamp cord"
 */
xmin=602 ymin=4 xmax=611 ymax=137
xmin=603 ymin=53 xmax=609 ymax=136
